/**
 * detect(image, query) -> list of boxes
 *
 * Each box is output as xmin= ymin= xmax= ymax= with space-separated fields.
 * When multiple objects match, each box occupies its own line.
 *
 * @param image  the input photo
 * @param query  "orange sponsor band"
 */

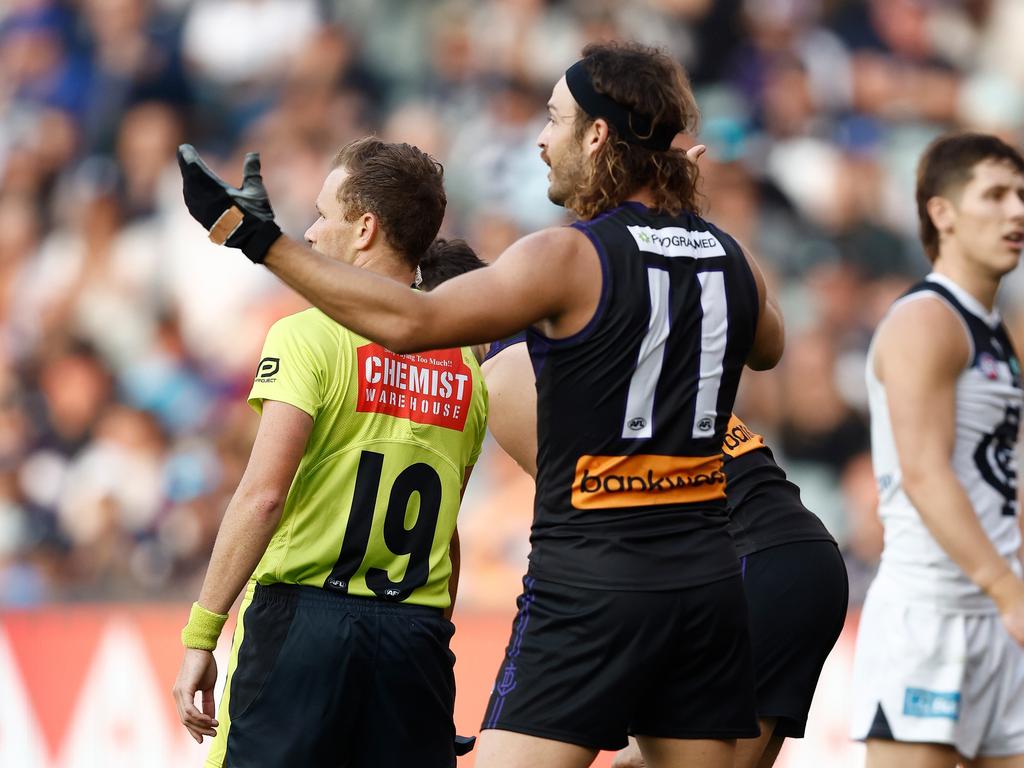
xmin=721 ymin=414 xmax=766 ymax=459
xmin=571 ymin=453 xmax=725 ymax=510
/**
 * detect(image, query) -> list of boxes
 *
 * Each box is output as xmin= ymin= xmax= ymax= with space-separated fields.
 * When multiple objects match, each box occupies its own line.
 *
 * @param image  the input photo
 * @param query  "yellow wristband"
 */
xmin=181 ymin=602 xmax=229 ymax=650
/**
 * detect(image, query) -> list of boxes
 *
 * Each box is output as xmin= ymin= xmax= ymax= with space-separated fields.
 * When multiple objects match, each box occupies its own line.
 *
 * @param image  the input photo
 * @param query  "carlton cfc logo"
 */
xmin=973 ymin=403 xmax=1020 ymax=516
xmin=979 ymin=352 xmax=999 ymax=381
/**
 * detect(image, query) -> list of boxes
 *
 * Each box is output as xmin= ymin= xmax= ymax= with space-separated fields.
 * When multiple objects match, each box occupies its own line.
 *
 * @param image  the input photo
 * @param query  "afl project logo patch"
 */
xmin=255 ymin=357 xmax=280 ymax=382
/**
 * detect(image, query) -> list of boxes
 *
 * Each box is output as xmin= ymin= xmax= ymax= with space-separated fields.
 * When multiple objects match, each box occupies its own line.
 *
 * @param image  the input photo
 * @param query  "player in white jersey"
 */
xmin=851 ymin=132 xmax=1024 ymax=767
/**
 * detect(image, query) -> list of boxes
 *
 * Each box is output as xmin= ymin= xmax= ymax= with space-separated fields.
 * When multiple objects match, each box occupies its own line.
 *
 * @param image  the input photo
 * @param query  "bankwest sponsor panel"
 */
xmin=0 ymin=607 xmax=862 ymax=767
xmin=571 ymin=453 xmax=726 ymax=509
xmin=357 ymin=344 xmax=472 ymax=431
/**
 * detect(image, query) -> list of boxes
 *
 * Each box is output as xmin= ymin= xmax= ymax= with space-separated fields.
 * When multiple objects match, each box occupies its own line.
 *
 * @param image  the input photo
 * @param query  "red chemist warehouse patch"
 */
xmin=357 ymin=344 xmax=473 ymax=431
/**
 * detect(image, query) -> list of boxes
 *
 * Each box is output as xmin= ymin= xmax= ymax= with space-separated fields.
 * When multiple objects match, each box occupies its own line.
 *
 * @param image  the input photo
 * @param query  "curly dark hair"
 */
xmin=567 ymin=41 xmax=701 ymax=219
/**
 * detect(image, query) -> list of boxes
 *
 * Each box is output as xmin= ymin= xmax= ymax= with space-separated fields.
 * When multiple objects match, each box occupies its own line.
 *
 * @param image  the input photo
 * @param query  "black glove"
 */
xmin=177 ymin=143 xmax=282 ymax=264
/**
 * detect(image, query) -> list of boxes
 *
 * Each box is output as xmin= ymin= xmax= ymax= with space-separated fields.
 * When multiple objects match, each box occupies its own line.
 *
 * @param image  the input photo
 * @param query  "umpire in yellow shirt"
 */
xmin=171 ymin=138 xmax=488 ymax=768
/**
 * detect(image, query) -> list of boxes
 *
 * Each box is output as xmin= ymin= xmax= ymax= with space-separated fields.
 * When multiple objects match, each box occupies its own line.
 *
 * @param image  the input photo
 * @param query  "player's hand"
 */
xmin=611 ymin=737 xmax=645 ymax=768
xmin=172 ymin=648 xmax=220 ymax=743
xmin=988 ymin=571 xmax=1024 ymax=646
xmin=177 ymin=144 xmax=282 ymax=263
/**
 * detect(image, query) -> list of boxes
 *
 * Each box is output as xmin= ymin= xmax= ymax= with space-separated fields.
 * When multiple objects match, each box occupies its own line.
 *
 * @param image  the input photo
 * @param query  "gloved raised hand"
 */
xmin=177 ymin=143 xmax=282 ymax=264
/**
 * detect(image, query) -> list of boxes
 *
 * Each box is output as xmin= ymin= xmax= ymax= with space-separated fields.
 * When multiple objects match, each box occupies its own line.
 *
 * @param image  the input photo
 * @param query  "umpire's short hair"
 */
xmin=331 ymin=137 xmax=446 ymax=269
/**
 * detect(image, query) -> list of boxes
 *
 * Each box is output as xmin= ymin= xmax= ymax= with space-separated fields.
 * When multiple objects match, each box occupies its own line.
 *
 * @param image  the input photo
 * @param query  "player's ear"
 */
xmin=587 ymin=118 xmax=610 ymax=156
xmin=927 ymin=195 xmax=956 ymax=235
xmin=354 ymin=212 xmax=378 ymax=250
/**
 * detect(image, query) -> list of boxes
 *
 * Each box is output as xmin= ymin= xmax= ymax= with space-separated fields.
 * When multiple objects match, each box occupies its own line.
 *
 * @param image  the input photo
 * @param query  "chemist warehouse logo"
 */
xmin=572 ymin=454 xmax=726 ymax=509
xmin=357 ymin=344 xmax=472 ymax=431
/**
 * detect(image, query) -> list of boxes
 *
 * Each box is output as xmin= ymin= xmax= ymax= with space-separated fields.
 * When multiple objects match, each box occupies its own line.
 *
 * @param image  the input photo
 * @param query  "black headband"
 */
xmin=564 ymin=59 xmax=680 ymax=152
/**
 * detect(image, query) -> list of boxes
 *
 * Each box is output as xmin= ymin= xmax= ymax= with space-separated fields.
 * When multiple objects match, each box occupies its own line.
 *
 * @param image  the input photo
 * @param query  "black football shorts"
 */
xmin=215 ymin=583 xmax=458 ymax=768
xmin=481 ymin=573 xmax=759 ymax=750
xmin=742 ymin=540 xmax=848 ymax=737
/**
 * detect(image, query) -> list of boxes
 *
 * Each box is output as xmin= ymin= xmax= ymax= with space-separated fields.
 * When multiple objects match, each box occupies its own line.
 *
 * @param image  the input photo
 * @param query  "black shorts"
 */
xmin=742 ymin=540 xmax=849 ymax=737
xmin=481 ymin=574 xmax=759 ymax=751
xmin=220 ymin=583 xmax=457 ymax=768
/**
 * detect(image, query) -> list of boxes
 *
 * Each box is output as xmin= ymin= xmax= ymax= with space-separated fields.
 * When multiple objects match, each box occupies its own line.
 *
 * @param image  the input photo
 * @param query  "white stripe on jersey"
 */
xmin=621 ymin=267 xmax=671 ymax=440
xmin=692 ymin=271 xmax=728 ymax=439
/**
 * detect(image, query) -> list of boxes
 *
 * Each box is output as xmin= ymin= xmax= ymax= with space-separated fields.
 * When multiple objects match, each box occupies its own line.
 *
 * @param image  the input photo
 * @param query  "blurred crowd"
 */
xmin=2 ymin=0 xmax=1024 ymax=609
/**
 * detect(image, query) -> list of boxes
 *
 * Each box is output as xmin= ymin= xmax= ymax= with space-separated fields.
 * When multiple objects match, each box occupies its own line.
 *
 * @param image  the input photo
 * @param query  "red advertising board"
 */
xmin=0 ymin=607 xmax=862 ymax=767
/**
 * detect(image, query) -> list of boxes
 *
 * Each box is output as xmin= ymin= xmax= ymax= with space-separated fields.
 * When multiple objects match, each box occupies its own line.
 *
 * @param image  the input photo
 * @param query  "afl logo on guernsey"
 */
xmin=627 ymin=417 xmax=647 ymax=431
xmin=357 ymin=343 xmax=473 ymax=431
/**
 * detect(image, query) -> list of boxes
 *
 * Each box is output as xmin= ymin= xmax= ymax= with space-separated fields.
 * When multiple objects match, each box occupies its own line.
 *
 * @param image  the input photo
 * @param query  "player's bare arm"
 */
xmin=480 ymin=342 xmax=538 ymax=478
xmin=876 ymin=297 xmax=1024 ymax=644
xmin=742 ymin=246 xmax=784 ymax=371
xmin=195 ymin=401 xmax=312 ymax=613
xmin=177 ymin=143 xmax=601 ymax=352
xmin=172 ymin=400 xmax=313 ymax=743
xmin=267 ymin=225 xmax=600 ymax=351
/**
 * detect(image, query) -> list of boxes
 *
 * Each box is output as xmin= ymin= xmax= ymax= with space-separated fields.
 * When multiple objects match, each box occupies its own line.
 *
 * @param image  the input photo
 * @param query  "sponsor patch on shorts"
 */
xmin=903 ymin=688 xmax=960 ymax=720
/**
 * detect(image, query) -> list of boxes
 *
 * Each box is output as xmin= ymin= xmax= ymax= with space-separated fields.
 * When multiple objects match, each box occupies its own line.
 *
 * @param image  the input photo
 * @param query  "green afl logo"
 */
xmin=1011 ymin=357 xmax=1021 ymax=376
xmin=256 ymin=357 xmax=280 ymax=379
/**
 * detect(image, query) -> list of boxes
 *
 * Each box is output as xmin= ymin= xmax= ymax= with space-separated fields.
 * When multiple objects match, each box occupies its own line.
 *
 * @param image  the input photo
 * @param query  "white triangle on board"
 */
xmin=56 ymin=618 xmax=175 ymax=768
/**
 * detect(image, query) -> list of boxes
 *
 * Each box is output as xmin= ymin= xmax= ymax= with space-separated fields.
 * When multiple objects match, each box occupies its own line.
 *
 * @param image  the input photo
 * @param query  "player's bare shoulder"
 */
xmin=494 ymin=225 xmax=597 ymax=272
xmin=873 ymin=291 xmax=971 ymax=384
xmin=492 ymin=225 xmax=602 ymax=337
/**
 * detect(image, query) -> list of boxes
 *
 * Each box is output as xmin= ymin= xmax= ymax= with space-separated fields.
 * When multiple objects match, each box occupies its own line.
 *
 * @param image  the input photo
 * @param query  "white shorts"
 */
xmin=850 ymin=591 xmax=1024 ymax=759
